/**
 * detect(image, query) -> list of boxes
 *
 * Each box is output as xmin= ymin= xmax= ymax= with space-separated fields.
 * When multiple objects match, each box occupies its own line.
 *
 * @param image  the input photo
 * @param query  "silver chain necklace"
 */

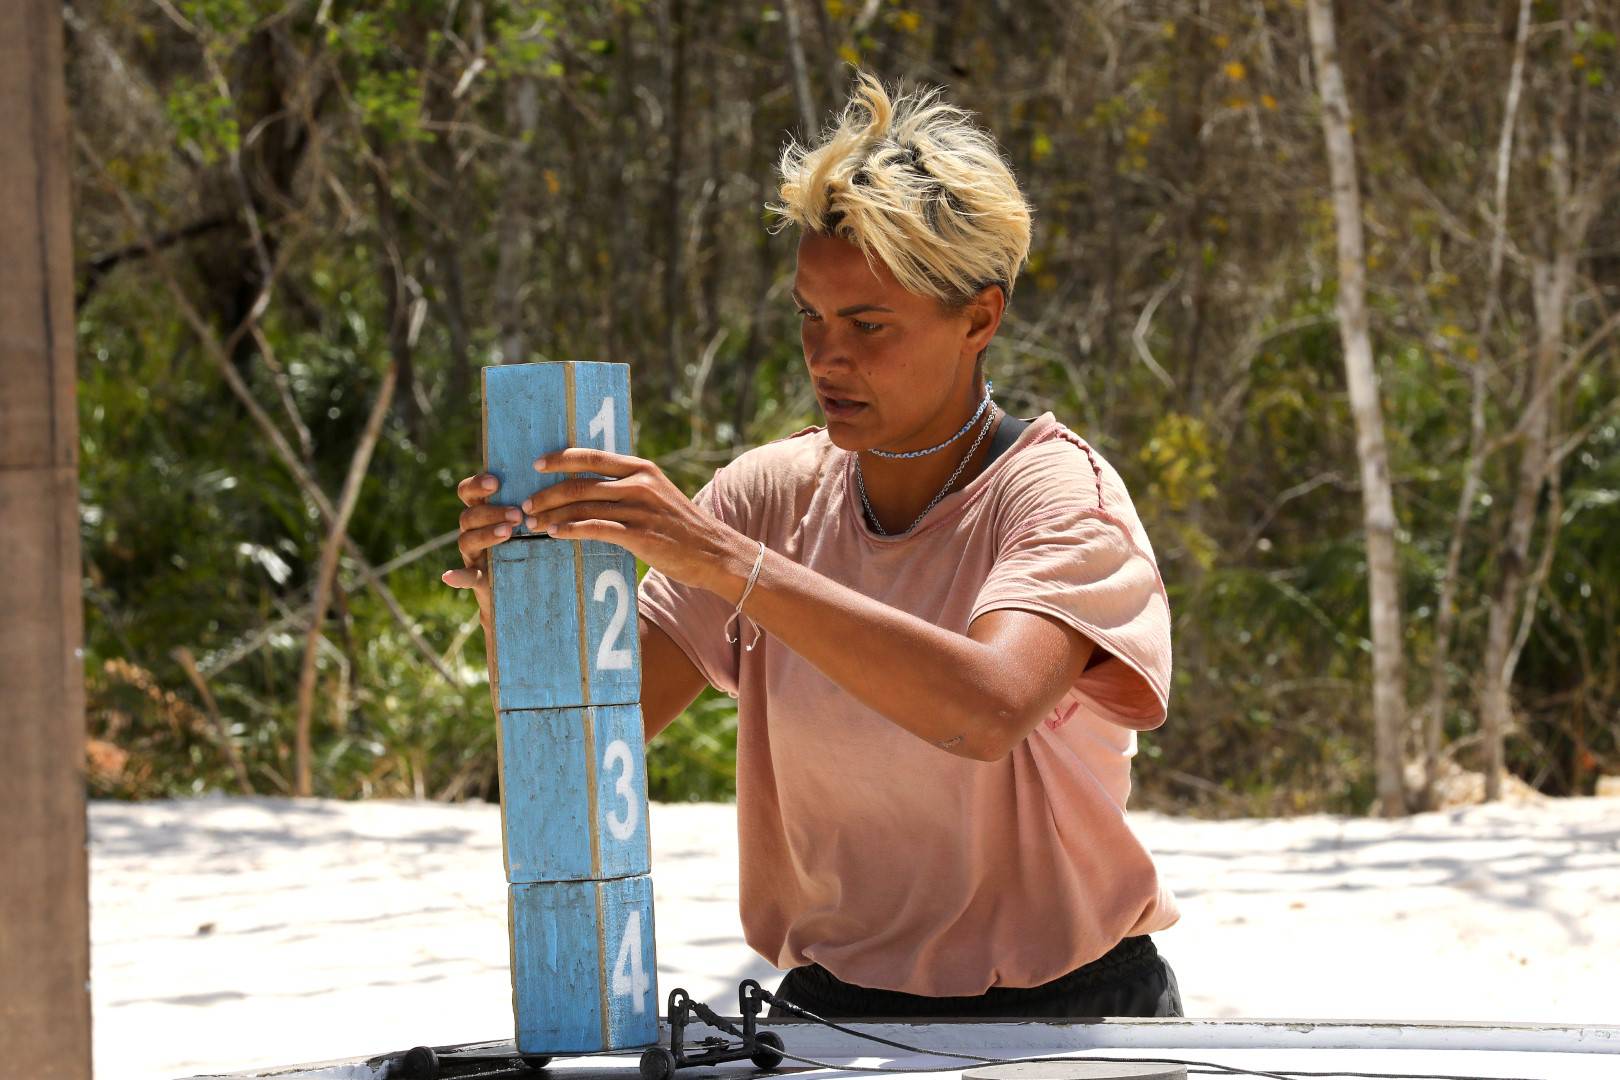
xmin=855 ymin=405 xmax=999 ymax=536
xmin=868 ymin=381 xmax=994 ymax=459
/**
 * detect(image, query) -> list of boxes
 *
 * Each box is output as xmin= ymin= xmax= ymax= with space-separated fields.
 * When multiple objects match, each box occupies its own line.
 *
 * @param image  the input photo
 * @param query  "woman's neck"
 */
xmin=856 ymin=384 xmax=1002 ymax=533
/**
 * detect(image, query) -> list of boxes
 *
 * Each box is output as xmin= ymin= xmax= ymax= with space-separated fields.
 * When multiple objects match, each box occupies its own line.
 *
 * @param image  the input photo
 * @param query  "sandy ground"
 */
xmin=86 ymin=795 xmax=1619 ymax=1080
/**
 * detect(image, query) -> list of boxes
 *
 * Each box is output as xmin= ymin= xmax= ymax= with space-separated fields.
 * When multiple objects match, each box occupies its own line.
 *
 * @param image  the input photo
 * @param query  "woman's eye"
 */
xmin=795 ymin=308 xmax=881 ymax=334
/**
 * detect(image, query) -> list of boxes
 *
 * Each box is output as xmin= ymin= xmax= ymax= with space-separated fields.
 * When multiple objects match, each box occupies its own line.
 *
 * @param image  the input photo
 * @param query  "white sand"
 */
xmin=87 ymin=795 xmax=1619 ymax=1080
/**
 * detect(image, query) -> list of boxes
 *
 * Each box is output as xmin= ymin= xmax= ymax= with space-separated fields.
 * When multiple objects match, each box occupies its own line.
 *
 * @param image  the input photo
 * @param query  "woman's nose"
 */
xmin=804 ymin=334 xmax=852 ymax=376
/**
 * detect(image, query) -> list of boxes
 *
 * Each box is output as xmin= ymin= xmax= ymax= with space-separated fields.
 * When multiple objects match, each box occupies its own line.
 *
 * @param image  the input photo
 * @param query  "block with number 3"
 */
xmin=510 ymin=875 xmax=659 ymax=1054
xmin=497 ymin=703 xmax=650 ymax=883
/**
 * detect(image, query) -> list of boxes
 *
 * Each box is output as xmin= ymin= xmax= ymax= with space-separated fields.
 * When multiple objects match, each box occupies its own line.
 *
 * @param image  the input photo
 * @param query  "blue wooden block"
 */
xmin=488 ymin=538 xmax=641 ymax=710
xmin=497 ymin=704 xmax=651 ymax=883
xmin=482 ymin=361 xmax=633 ymax=537
xmin=510 ymin=875 xmax=659 ymax=1054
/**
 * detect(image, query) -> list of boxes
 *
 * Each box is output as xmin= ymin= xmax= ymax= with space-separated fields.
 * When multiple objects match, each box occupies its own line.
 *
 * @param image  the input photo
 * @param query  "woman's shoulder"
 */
xmin=990 ymin=414 xmax=1150 ymax=532
xmin=703 ymin=425 xmax=841 ymax=519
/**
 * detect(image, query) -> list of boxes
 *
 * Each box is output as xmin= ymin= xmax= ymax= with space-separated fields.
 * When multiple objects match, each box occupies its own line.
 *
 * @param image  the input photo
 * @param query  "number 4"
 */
xmin=612 ymin=910 xmax=651 ymax=1011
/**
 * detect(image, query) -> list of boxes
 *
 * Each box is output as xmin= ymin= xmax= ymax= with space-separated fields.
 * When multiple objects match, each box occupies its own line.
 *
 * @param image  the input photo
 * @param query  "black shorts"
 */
xmin=766 ymin=934 xmax=1184 ymax=1020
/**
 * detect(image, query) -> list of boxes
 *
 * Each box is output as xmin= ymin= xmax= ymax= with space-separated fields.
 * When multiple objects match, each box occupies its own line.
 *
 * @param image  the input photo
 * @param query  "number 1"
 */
xmin=588 ymin=397 xmax=615 ymax=454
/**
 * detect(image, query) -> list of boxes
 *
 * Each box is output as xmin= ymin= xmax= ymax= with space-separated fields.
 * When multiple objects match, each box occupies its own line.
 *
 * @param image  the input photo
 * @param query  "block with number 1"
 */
xmin=481 ymin=361 xmax=659 ymax=1055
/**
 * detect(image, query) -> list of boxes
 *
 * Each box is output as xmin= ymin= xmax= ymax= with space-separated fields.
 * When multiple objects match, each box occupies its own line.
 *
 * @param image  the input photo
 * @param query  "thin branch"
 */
xmin=294 ymin=361 xmax=398 ymax=796
xmin=172 ymin=646 xmax=255 ymax=795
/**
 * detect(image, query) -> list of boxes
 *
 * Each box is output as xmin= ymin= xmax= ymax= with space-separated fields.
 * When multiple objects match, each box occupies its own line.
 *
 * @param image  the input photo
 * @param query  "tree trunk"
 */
xmin=1477 ymin=12 xmax=1588 ymax=804
xmin=663 ymin=0 xmax=691 ymax=388
xmin=1306 ymin=0 xmax=1409 ymax=817
xmin=1424 ymin=0 xmax=1532 ymax=811
xmin=782 ymin=0 xmax=820 ymax=142
xmin=495 ymin=76 xmax=539 ymax=364
xmin=0 ymin=0 xmax=91 ymax=1073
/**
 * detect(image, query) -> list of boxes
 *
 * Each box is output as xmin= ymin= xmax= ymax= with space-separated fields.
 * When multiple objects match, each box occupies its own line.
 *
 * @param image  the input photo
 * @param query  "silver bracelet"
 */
xmin=724 ymin=540 xmax=766 ymax=651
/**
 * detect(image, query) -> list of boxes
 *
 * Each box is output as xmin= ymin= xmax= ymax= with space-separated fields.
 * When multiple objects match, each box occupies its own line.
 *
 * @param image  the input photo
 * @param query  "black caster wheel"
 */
xmin=640 ymin=1046 xmax=678 ymax=1080
xmin=750 ymin=1031 xmax=785 ymax=1070
xmin=399 ymin=1045 xmax=441 ymax=1079
xmin=521 ymin=1055 xmax=553 ymax=1070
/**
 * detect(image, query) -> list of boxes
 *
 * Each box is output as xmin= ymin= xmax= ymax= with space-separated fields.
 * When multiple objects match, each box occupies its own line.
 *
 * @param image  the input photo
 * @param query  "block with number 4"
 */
xmin=497 ymin=703 xmax=650 ymax=883
xmin=510 ymin=874 xmax=659 ymax=1054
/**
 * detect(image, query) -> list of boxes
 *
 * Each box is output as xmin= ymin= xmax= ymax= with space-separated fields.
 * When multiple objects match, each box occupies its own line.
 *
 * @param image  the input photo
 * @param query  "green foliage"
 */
xmin=164 ymin=78 xmax=239 ymax=164
xmin=66 ymin=0 xmax=1620 ymax=816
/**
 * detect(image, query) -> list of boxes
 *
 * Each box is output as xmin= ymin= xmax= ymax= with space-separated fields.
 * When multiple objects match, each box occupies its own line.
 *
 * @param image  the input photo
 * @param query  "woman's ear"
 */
xmin=965 ymin=283 xmax=1005 ymax=353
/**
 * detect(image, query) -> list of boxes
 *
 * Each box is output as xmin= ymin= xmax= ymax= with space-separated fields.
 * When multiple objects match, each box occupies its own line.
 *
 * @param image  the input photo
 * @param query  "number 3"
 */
xmin=602 ymin=738 xmax=638 ymax=841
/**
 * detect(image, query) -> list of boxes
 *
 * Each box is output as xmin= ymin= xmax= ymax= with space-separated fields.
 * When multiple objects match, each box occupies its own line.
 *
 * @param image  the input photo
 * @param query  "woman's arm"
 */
xmin=523 ymin=450 xmax=1095 ymax=762
xmin=640 ymin=617 xmax=707 ymax=743
xmin=730 ymin=549 xmax=1093 ymax=761
xmin=443 ymin=471 xmax=707 ymax=746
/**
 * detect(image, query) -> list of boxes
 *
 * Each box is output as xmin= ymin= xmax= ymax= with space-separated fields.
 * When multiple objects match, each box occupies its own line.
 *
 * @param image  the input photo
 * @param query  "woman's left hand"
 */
xmin=521 ymin=449 xmax=749 ymax=597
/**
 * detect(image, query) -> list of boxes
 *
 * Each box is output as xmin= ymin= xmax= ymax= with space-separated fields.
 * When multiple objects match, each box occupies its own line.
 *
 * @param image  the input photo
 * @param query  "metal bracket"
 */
xmin=638 ymin=980 xmax=786 ymax=1080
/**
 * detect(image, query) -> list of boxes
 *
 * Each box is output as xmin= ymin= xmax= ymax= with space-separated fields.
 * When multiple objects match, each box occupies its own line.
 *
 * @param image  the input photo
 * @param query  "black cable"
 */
xmin=750 ymin=988 xmax=1556 ymax=1080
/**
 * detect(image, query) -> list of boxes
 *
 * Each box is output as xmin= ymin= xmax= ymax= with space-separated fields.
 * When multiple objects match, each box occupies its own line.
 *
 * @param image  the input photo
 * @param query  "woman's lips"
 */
xmin=820 ymin=396 xmax=867 ymax=421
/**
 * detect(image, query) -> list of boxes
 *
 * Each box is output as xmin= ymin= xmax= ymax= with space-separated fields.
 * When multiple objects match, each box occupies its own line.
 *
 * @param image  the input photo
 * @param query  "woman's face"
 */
xmin=793 ymin=230 xmax=1001 ymax=453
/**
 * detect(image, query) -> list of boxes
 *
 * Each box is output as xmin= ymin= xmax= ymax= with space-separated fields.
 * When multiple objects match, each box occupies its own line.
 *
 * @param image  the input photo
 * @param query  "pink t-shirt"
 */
xmin=637 ymin=412 xmax=1180 ymax=996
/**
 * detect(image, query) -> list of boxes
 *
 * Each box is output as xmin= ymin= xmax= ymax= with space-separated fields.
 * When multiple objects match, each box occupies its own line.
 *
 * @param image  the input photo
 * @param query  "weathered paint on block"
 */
xmin=497 ymin=704 xmax=650 ymax=883
xmin=510 ymin=875 xmax=659 ymax=1055
xmin=482 ymin=361 xmax=633 ymax=536
xmin=488 ymin=538 xmax=641 ymax=710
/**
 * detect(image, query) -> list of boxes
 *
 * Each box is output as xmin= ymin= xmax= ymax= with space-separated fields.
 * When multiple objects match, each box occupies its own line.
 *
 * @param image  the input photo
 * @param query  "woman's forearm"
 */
xmin=709 ymin=537 xmax=1023 ymax=761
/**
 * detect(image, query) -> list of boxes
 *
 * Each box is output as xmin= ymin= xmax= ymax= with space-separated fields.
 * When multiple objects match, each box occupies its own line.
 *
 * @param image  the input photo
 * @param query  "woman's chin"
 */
xmin=821 ymin=420 xmax=881 ymax=453
xmin=818 ymin=408 xmax=868 ymax=446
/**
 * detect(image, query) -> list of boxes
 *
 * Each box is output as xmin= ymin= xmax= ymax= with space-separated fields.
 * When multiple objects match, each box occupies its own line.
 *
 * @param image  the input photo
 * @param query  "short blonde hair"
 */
xmin=767 ymin=71 xmax=1033 ymax=311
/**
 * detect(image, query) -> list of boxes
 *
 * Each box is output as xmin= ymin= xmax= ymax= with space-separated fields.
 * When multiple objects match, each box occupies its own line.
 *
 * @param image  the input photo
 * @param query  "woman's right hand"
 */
xmin=442 ymin=472 xmax=523 ymax=603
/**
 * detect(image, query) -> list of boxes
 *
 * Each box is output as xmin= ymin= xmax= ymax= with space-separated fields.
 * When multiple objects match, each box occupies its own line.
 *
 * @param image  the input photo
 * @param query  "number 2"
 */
xmin=588 ymin=397 xmax=615 ymax=454
xmin=592 ymin=569 xmax=632 ymax=671
xmin=612 ymin=909 xmax=651 ymax=1011
xmin=602 ymin=738 xmax=638 ymax=841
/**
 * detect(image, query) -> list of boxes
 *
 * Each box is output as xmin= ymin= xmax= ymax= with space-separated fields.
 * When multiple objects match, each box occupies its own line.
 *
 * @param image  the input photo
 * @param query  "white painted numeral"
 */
xmin=588 ymin=396 xmax=616 ymax=454
xmin=611 ymin=910 xmax=651 ymax=1011
xmin=602 ymin=739 xmax=638 ymax=841
xmin=592 ymin=569 xmax=633 ymax=671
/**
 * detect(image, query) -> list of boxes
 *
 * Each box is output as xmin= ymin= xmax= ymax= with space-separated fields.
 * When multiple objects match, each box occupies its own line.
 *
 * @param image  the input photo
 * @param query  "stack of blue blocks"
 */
xmin=482 ymin=361 xmax=660 ymax=1055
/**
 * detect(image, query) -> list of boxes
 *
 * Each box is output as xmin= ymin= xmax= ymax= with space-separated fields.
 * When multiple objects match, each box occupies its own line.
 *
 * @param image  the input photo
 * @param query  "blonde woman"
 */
xmin=447 ymin=72 xmax=1183 ymax=1020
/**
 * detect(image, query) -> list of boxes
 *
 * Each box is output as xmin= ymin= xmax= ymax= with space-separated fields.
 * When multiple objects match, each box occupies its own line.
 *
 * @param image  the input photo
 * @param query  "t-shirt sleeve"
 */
xmin=636 ymin=477 xmax=742 ymax=697
xmin=970 ymin=448 xmax=1172 ymax=731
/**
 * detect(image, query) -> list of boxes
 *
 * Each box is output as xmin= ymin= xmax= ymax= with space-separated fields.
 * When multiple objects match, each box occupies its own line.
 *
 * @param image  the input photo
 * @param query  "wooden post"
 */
xmin=482 ymin=362 xmax=659 ymax=1054
xmin=0 ymin=0 xmax=92 ymax=1076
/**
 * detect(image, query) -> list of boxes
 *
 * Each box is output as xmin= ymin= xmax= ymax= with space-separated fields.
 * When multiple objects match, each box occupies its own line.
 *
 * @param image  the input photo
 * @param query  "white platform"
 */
xmin=187 ymin=1015 xmax=1620 ymax=1080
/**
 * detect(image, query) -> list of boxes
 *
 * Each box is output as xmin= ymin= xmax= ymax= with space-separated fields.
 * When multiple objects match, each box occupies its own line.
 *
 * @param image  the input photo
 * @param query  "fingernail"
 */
xmin=482 ymin=476 xmax=497 ymax=489
xmin=526 ymin=516 xmax=539 ymax=530
xmin=495 ymin=525 xmax=513 ymax=537
xmin=505 ymin=508 xmax=521 ymax=522
xmin=544 ymin=524 xmax=559 ymax=536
